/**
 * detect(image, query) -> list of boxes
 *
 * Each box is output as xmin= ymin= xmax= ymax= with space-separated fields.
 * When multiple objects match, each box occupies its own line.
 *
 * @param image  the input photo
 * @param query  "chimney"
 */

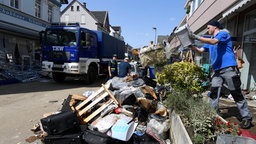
xmin=83 ymin=2 xmax=86 ymax=8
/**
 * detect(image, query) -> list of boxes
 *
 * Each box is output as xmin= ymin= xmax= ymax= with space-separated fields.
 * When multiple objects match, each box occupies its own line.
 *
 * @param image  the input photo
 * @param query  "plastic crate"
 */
xmin=174 ymin=25 xmax=194 ymax=48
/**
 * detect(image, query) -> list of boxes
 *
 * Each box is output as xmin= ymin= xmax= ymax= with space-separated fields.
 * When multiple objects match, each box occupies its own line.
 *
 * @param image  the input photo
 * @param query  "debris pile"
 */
xmin=139 ymin=44 xmax=167 ymax=67
xmin=0 ymin=49 xmax=42 ymax=84
xmin=29 ymin=76 xmax=172 ymax=144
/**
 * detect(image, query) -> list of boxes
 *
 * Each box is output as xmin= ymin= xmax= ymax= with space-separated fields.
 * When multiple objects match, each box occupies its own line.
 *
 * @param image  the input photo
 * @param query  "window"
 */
xmin=197 ymin=0 xmax=202 ymax=7
xmin=190 ymin=0 xmax=203 ymax=14
xmin=85 ymin=33 xmax=94 ymax=47
xmin=48 ymin=4 xmax=53 ymax=22
xmin=81 ymin=32 xmax=86 ymax=46
xmin=81 ymin=14 xmax=86 ymax=25
xmin=81 ymin=32 xmax=95 ymax=48
xmin=65 ymin=14 xmax=69 ymax=23
xmin=45 ymin=29 xmax=78 ymax=46
xmin=190 ymin=0 xmax=197 ymax=14
xmin=227 ymin=18 xmax=237 ymax=36
xmin=243 ymin=10 xmax=256 ymax=44
xmin=244 ymin=10 xmax=256 ymax=32
xmin=77 ymin=6 xmax=80 ymax=11
xmin=10 ymin=0 xmax=19 ymax=9
xmin=35 ymin=0 xmax=41 ymax=18
xmin=71 ymin=6 xmax=74 ymax=11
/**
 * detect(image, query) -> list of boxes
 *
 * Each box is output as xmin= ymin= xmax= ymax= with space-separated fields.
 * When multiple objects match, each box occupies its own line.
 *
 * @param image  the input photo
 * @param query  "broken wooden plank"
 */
xmin=83 ymin=99 xmax=114 ymax=123
xmin=71 ymin=94 xmax=87 ymax=101
xmin=75 ymin=87 xmax=105 ymax=110
xmin=102 ymin=83 xmax=119 ymax=106
xmin=77 ymin=92 xmax=108 ymax=116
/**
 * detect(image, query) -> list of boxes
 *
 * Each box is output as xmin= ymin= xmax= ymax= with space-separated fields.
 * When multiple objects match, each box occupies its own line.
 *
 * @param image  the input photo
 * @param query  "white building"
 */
xmin=60 ymin=0 xmax=124 ymax=41
xmin=0 ymin=0 xmax=68 ymax=65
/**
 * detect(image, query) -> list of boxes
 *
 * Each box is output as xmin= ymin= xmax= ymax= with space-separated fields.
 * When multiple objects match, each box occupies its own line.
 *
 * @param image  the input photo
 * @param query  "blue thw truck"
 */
xmin=40 ymin=23 xmax=125 ymax=84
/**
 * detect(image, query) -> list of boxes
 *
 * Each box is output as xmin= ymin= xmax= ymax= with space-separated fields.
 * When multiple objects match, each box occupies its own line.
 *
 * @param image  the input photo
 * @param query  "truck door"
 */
xmin=80 ymin=31 xmax=98 ymax=58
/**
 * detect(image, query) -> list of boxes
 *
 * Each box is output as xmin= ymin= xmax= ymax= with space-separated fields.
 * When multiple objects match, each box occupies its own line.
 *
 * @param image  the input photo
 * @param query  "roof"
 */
xmin=60 ymin=0 xmax=98 ymax=25
xmin=112 ymin=26 xmax=121 ymax=31
xmin=91 ymin=11 xmax=107 ymax=24
xmin=222 ymin=0 xmax=254 ymax=18
xmin=60 ymin=0 xmax=110 ymax=33
xmin=91 ymin=11 xmax=110 ymax=32
xmin=61 ymin=0 xmax=79 ymax=14
xmin=60 ymin=0 xmax=68 ymax=4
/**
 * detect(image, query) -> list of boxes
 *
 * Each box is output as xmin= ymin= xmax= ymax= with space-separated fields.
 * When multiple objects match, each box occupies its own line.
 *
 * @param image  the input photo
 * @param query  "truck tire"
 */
xmin=52 ymin=72 xmax=66 ymax=82
xmin=85 ymin=66 xmax=96 ymax=84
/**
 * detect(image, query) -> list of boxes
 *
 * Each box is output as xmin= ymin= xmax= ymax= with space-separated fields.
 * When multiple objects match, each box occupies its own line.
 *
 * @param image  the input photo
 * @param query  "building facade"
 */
xmin=61 ymin=1 xmax=99 ymax=32
xmin=60 ymin=0 xmax=124 ymax=41
xmin=0 ymin=0 xmax=67 ymax=65
xmin=183 ymin=0 xmax=256 ymax=90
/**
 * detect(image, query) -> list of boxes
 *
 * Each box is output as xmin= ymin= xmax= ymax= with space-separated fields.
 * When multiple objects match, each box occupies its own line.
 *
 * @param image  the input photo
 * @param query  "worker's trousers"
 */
xmin=209 ymin=66 xmax=252 ymax=120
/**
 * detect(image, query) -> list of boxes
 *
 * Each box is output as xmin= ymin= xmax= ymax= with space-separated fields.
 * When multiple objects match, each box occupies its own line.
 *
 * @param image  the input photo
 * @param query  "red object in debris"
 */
xmin=114 ymin=107 xmax=133 ymax=117
xmin=114 ymin=107 xmax=121 ymax=114
xmin=241 ymin=129 xmax=256 ymax=140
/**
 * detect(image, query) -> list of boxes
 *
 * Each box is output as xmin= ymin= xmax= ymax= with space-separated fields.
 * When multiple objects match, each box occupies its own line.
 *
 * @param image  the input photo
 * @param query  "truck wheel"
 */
xmin=85 ymin=66 xmax=96 ymax=84
xmin=52 ymin=72 xmax=66 ymax=82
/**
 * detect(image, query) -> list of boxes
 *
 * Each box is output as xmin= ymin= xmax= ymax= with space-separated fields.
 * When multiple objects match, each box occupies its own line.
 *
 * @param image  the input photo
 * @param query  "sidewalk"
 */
xmin=219 ymin=92 xmax=256 ymax=136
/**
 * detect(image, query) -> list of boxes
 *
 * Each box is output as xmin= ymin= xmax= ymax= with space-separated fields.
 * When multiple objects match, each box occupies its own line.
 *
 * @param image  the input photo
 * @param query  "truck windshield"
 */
xmin=45 ymin=29 xmax=78 ymax=46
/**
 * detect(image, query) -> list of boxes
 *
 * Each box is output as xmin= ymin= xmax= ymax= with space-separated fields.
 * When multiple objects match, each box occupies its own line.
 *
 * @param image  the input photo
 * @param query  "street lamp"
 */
xmin=152 ymin=27 xmax=157 ymax=45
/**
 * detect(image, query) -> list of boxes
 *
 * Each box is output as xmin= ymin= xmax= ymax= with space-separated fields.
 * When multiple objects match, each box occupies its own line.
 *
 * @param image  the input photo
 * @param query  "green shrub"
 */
xmin=156 ymin=61 xmax=208 ymax=95
xmin=156 ymin=62 xmax=216 ymax=143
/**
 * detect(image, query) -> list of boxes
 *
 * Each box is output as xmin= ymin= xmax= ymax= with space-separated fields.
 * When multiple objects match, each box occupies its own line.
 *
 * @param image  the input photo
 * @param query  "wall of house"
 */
xmin=0 ymin=5 xmax=48 ymax=34
xmin=60 ymin=1 xmax=98 ymax=30
xmin=0 ymin=0 xmax=62 ymax=64
xmin=188 ymin=0 xmax=237 ymax=33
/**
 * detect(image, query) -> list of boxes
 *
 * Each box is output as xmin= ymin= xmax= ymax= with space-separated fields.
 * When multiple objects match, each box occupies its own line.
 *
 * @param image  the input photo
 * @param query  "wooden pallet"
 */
xmin=75 ymin=82 xmax=119 ymax=123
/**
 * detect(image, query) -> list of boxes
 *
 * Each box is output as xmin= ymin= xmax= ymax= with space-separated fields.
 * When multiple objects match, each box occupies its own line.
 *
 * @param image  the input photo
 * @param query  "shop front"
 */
xmin=240 ymin=9 xmax=256 ymax=90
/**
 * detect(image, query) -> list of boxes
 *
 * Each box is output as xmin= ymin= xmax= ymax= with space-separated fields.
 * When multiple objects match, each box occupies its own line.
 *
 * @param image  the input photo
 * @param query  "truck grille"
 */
xmin=52 ymin=67 xmax=64 ymax=71
xmin=47 ymin=51 xmax=70 ymax=61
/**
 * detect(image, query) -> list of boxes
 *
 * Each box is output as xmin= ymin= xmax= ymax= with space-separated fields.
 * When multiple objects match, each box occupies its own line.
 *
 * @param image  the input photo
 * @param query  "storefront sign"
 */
xmin=244 ymin=37 xmax=256 ymax=43
xmin=0 ymin=7 xmax=47 ymax=27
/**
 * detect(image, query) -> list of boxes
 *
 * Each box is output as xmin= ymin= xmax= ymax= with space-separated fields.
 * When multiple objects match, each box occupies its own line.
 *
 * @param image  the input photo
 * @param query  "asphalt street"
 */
xmin=0 ymin=77 xmax=105 ymax=144
xmin=1 ymin=77 xmax=256 ymax=144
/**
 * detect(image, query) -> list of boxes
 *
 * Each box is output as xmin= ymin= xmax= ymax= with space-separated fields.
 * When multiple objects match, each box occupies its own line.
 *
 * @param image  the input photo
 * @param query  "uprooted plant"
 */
xmin=155 ymin=62 xmax=241 ymax=144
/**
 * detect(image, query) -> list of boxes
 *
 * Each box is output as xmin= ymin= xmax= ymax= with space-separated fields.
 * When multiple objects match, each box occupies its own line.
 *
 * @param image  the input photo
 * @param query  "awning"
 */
xmin=222 ymin=0 xmax=252 ymax=18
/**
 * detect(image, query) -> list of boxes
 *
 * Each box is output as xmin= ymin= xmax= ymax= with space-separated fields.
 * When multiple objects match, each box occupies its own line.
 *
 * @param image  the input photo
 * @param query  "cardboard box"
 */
xmin=111 ymin=119 xmax=138 ymax=141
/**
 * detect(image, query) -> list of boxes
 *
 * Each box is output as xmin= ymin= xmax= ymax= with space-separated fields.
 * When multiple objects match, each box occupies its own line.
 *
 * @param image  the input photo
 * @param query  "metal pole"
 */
xmin=153 ymin=27 xmax=157 ymax=45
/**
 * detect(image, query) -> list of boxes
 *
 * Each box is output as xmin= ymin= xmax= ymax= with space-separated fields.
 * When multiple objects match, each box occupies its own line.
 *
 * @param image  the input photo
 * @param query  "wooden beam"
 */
xmin=83 ymin=99 xmax=114 ymax=123
xmin=77 ymin=92 xmax=108 ymax=116
xmin=102 ymin=84 xmax=119 ymax=106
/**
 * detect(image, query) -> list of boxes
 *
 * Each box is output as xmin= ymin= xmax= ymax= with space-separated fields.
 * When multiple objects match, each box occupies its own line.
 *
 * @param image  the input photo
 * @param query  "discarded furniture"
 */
xmin=75 ymin=82 xmax=119 ymax=124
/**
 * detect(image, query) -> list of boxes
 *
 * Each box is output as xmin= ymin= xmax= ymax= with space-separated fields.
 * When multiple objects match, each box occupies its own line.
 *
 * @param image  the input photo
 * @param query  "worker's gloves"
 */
xmin=188 ymin=31 xmax=200 ymax=40
xmin=188 ymin=44 xmax=195 ymax=49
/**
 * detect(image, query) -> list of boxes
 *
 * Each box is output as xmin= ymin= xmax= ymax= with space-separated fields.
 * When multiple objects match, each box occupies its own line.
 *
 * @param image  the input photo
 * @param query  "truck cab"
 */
xmin=40 ymin=23 xmax=125 ymax=84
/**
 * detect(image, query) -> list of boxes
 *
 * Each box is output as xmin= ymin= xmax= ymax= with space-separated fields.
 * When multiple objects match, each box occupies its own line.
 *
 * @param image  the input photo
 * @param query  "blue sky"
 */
xmin=62 ymin=0 xmax=187 ymax=48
